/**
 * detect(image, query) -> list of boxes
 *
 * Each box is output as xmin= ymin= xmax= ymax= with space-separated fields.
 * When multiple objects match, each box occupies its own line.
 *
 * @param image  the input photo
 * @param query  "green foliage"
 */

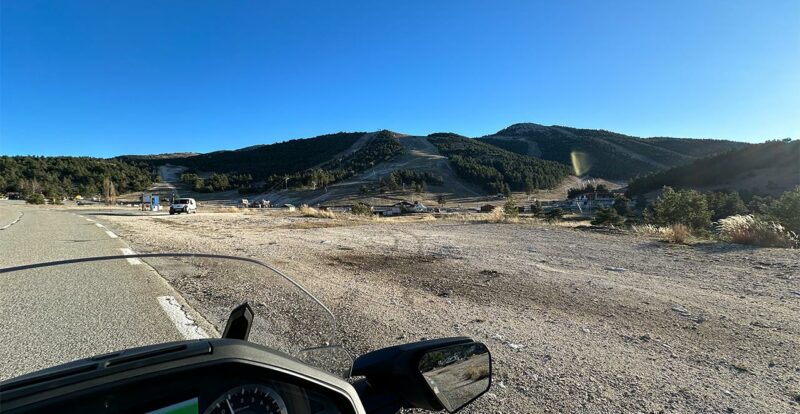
xmin=136 ymin=132 xmax=366 ymax=180
xmin=0 ymin=156 xmax=155 ymax=198
xmin=592 ymin=206 xmax=624 ymax=227
xmin=613 ymin=194 xmax=631 ymax=216
xmin=544 ymin=208 xmax=564 ymax=221
xmin=503 ymin=199 xmax=519 ymax=218
xmin=266 ymin=131 xmax=403 ymax=190
xmin=480 ymin=124 xmax=743 ymax=180
xmin=427 ymin=133 xmax=570 ymax=194
xmin=530 ymin=201 xmax=543 ymax=216
xmin=651 ymin=187 xmax=712 ymax=230
xmin=478 ymin=137 xmax=529 ymax=154
xmin=634 ymin=194 xmax=648 ymax=211
xmin=26 ymin=193 xmax=45 ymax=205
xmin=706 ymin=191 xmax=747 ymax=221
xmin=436 ymin=194 xmax=446 ymax=206
xmin=766 ymin=185 xmax=800 ymax=233
xmin=207 ymin=173 xmax=231 ymax=191
xmin=567 ymin=184 xmax=610 ymax=199
xmin=349 ymin=203 xmax=372 ymax=216
xmin=627 ymin=140 xmax=799 ymax=195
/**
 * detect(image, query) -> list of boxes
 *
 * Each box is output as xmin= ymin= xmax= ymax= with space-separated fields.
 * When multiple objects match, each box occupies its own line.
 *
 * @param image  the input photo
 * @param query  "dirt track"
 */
xmin=99 ymin=210 xmax=800 ymax=413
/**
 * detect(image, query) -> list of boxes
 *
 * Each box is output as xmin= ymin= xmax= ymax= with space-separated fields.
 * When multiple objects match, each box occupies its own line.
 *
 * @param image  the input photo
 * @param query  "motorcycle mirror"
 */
xmin=222 ymin=302 xmax=254 ymax=341
xmin=351 ymin=337 xmax=492 ymax=413
xmin=418 ymin=342 xmax=492 ymax=412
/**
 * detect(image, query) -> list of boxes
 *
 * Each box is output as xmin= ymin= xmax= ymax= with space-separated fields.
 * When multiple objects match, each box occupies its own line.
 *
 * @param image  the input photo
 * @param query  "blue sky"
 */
xmin=1 ymin=0 xmax=798 ymax=157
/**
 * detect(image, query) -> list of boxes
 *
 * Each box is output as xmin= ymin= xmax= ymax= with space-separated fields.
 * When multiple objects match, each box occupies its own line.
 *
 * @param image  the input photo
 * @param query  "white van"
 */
xmin=169 ymin=198 xmax=196 ymax=215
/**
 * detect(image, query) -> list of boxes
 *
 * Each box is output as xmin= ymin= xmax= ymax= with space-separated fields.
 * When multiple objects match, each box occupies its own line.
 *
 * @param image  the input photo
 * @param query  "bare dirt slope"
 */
xmin=99 ymin=211 xmax=800 ymax=414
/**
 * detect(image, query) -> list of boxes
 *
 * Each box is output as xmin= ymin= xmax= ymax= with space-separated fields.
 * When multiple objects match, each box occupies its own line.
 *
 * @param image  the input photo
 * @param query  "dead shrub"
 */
xmin=464 ymin=364 xmax=490 ymax=381
xmin=632 ymin=224 xmax=668 ymax=236
xmin=299 ymin=204 xmax=336 ymax=219
xmin=664 ymin=224 xmax=691 ymax=244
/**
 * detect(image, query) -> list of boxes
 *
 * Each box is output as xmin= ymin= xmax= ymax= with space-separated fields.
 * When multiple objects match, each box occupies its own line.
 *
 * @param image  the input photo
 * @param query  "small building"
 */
xmin=565 ymin=192 xmax=615 ymax=211
xmin=283 ymin=203 xmax=296 ymax=212
xmin=238 ymin=199 xmax=250 ymax=208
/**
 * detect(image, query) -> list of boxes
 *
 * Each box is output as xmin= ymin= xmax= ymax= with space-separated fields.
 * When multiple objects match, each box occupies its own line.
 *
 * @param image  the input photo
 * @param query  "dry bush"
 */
xmin=202 ymin=206 xmax=242 ymax=214
xmin=464 ymin=364 xmax=490 ymax=381
xmin=717 ymin=215 xmax=798 ymax=248
xmin=299 ymin=204 xmax=336 ymax=219
xmin=483 ymin=208 xmax=519 ymax=223
xmin=633 ymin=223 xmax=691 ymax=244
xmin=485 ymin=208 xmax=506 ymax=223
xmin=632 ymin=224 xmax=669 ymax=236
xmin=664 ymin=224 xmax=691 ymax=243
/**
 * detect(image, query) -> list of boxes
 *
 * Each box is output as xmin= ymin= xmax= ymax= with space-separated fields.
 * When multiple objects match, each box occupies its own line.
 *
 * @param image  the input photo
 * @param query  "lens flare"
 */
xmin=570 ymin=151 xmax=592 ymax=176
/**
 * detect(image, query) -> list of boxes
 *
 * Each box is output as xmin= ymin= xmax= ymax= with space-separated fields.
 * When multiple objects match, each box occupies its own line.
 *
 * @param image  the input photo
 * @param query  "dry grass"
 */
xmin=484 ymin=208 xmax=520 ymax=224
xmin=664 ymin=224 xmax=691 ymax=244
xmin=632 ymin=224 xmax=669 ymax=236
xmin=200 ymin=206 xmax=243 ymax=214
xmin=464 ymin=364 xmax=491 ymax=381
xmin=632 ymin=223 xmax=692 ymax=244
xmin=717 ymin=215 xmax=798 ymax=248
xmin=299 ymin=204 xmax=337 ymax=219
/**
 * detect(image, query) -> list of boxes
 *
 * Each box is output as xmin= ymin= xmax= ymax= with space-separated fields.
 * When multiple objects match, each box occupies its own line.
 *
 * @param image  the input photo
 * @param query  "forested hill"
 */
xmin=134 ymin=131 xmax=368 ymax=180
xmin=626 ymin=139 xmax=800 ymax=196
xmin=478 ymin=123 xmax=746 ymax=180
xmin=0 ymin=156 xmax=155 ymax=198
xmin=427 ymin=133 xmax=572 ymax=195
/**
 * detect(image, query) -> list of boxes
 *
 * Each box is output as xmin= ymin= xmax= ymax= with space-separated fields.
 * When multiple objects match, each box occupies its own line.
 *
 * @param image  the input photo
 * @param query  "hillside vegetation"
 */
xmin=427 ymin=133 xmax=571 ymax=195
xmin=0 ymin=156 xmax=155 ymax=198
xmin=626 ymin=139 xmax=800 ymax=196
xmin=479 ymin=123 xmax=745 ymax=179
xmin=139 ymin=132 xmax=366 ymax=180
xmin=265 ymin=130 xmax=403 ymax=190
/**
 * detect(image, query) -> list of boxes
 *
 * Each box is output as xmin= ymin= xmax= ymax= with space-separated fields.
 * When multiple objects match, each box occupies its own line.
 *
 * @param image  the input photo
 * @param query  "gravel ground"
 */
xmin=99 ymin=210 xmax=800 ymax=413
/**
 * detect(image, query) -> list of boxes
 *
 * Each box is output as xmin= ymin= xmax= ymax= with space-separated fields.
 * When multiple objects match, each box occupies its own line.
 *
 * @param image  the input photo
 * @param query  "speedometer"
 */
xmin=203 ymin=384 xmax=288 ymax=414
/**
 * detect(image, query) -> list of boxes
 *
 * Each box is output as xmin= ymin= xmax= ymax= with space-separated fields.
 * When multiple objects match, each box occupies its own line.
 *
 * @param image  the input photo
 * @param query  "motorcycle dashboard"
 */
xmin=0 ymin=340 xmax=361 ymax=414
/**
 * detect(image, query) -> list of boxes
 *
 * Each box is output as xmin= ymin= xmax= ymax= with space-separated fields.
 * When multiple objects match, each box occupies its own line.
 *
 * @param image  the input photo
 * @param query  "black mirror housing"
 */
xmin=352 ymin=337 xmax=491 ymax=413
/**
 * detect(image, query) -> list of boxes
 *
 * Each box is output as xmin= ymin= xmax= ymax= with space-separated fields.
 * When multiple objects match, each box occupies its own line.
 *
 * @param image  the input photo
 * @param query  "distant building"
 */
xmin=565 ymin=192 xmax=615 ymax=211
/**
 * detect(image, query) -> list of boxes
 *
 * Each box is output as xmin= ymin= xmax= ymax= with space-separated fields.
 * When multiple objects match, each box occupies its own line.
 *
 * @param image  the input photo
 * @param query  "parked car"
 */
xmin=169 ymin=198 xmax=196 ymax=215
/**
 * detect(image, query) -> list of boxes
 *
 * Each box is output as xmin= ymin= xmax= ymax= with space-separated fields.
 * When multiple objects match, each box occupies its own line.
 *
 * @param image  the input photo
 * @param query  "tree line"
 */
xmin=263 ymin=130 xmax=403 ymax=191
xmin=626 ymin=139 xmax=799 ymax=195
xmin=0 ymin=156 xmax=155 ymax=200
xmin=427 ymin=133 xmax=571 ymax=195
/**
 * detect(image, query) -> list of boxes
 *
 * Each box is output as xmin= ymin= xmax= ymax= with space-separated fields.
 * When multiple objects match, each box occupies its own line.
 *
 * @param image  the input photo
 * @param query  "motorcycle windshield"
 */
xmin=0 ymin=253 xmax=351 ymax=379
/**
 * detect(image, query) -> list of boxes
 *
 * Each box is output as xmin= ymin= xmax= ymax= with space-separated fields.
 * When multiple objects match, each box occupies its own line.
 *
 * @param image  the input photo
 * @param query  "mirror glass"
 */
xmin=418 ymin=342 xmax=491 ymax=412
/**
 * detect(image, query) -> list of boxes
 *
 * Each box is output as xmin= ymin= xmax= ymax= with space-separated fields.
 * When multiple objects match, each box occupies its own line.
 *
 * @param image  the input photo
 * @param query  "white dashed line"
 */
xmin=119 ymin=248 xmax=142 ymax=265
xmin=105 ymin=230 xmax=118 ymax=239
xmin=156 ymin=296 xmax=209 ymax=339
xmin=86 ymin=218 xmax=94 ymax=222
xmin=95 ymin=223 xmax=105 ymax=228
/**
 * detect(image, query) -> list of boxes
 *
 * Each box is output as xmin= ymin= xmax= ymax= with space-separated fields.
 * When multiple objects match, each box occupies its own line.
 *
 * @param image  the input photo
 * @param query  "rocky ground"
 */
xmin=98 ymin=210 xmax=800 ymax=413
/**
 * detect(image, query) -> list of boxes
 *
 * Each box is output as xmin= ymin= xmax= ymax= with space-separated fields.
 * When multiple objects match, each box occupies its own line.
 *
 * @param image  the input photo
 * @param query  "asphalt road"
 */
xmin=0 ymin=202 xmax=208 ymax=381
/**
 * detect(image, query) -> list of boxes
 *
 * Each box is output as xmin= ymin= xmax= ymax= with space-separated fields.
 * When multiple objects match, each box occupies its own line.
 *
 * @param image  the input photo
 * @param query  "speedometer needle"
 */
xmin=226 ymin=398 xmax=236 ymax=414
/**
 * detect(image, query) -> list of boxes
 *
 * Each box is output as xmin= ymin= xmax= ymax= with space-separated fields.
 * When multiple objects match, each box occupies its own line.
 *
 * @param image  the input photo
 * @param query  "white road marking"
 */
xmin=105 ymin=230 xmax=118 ymax=239
xmin=119 ymin=248 xmax=142 ymax=265
xmin=156 ymin=296 xmax=209 ymax=340
xmin=95 ymin=223 xmax=105 ymax=228
xmin=86 ymin=218 xmax=94 ymax=222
